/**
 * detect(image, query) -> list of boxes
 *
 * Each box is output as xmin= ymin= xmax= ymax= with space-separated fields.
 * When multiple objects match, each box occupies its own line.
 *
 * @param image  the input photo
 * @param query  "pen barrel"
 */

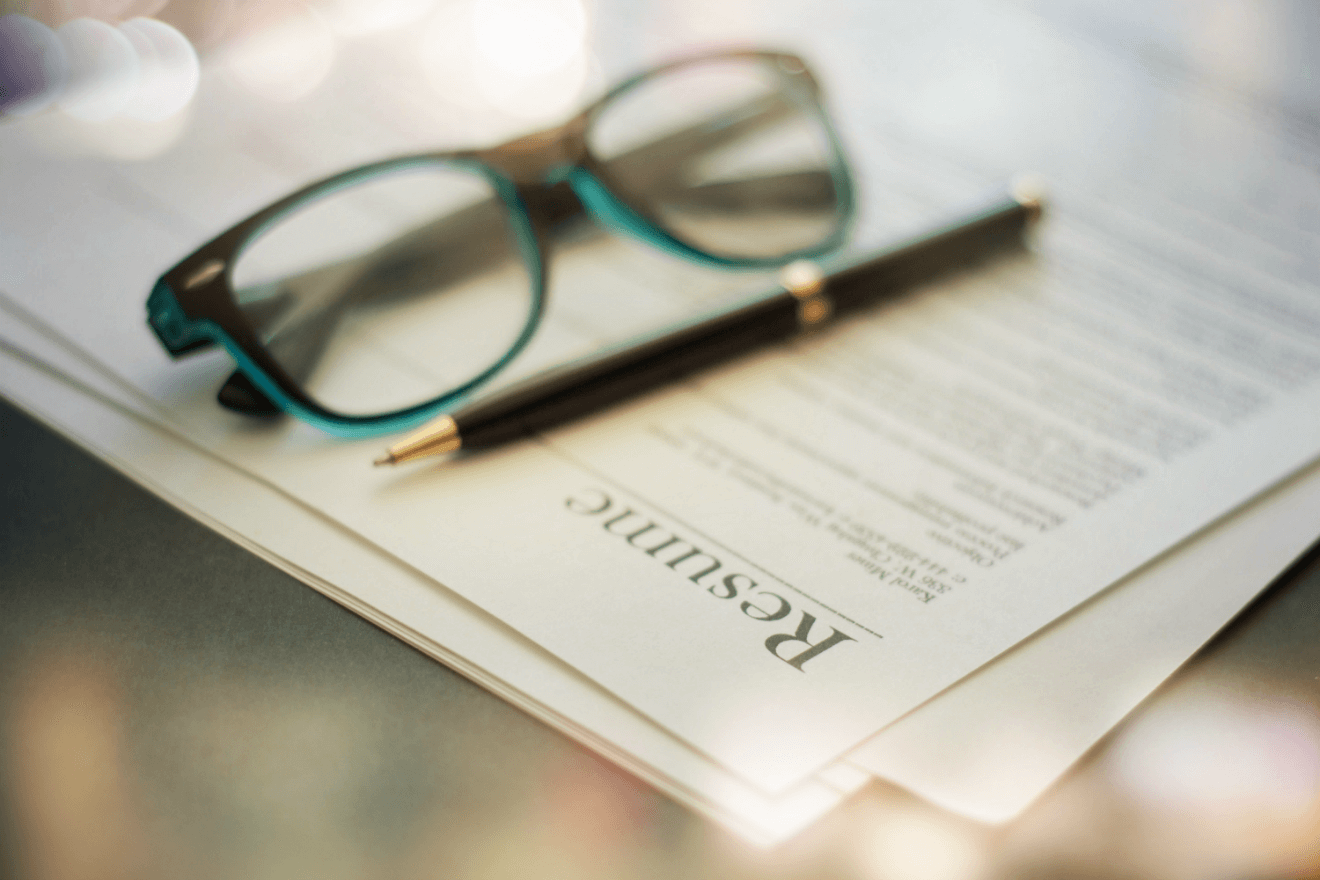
xmin=448 ymin=187 xmax=1039 ymax=452
xmin=829 ymin=194 xmax=1033 ymax=314
xmin=458 ymin=293 xmax=803 ymax=448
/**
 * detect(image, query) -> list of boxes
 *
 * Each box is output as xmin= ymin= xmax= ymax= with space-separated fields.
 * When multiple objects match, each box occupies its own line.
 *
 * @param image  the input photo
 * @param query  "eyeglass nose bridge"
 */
xmin=479 ymin=115 xmax=590 ymax=184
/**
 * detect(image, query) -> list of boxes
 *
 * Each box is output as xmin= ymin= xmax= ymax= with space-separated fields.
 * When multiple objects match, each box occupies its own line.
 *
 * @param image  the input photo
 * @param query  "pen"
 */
xmin=374 ymin=178 xmax=1045 ymax=466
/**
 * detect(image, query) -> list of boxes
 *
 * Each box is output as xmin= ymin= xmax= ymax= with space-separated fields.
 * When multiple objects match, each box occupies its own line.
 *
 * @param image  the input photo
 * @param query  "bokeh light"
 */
xmin=419 ymin=0 xmax=591 ymax=131
xmin=1101 ymin=685 xmax=1320 ymax=879
xmin=1112 ymin=693 xmax=1320 ymax=818
xmin=471 ymin=0 xmax=586 ymax=79
xmin=323 ymin=0 xmax=439 ymax=37
xmin=6 ymin=644 xmax=146 ymax=880
xmin=118 ymin=17 xmax=199 ymax=121
xmin=55 ymin=16 xmax=141 ymax=121
xmin=0 ymin=14 xmax=69 ymax=116
xmin=1 ymin=13 xmax=199 ymax=124
xmin=222 ymin=2 xmax=337 ymax=103
xmin=858 ymin=810 xmax=985 ymax=880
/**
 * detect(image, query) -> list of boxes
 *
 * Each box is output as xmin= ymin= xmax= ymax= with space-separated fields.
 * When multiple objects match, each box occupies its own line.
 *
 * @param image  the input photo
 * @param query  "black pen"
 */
xmin=374 ymin=178 xmax=1045 ymax=466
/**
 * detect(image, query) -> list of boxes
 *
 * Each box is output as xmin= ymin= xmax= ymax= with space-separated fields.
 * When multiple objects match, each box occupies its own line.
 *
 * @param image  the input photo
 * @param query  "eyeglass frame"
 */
xmin=145 ymin=48 xmax=856 ymax=438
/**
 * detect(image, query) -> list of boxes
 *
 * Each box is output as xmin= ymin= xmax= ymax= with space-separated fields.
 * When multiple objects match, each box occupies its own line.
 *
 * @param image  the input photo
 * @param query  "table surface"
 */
xmin=4 ymin=0 xmax=1320 ymax=876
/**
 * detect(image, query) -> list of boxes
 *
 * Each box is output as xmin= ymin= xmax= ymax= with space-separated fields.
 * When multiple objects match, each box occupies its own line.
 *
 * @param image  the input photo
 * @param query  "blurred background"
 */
xmin=3 ymin=0 xmax=1320 ymax=878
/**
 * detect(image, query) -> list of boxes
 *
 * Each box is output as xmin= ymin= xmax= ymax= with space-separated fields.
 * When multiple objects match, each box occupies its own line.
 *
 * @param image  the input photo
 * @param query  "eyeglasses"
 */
xmin=145 ymin=49 xmax=855 ymax=437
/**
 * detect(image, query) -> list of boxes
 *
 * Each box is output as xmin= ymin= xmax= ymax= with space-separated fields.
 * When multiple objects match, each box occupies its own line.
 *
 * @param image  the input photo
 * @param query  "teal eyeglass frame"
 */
xmin=146 ymin=48 xmax=856 ymax=437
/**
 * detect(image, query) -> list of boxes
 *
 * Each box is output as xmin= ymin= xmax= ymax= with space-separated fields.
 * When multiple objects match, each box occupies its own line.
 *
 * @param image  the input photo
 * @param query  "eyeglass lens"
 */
xmin=588 ymin=56 xmax=843 ymax=261
xmin=229 ymin=164 xmax=535 ymax=417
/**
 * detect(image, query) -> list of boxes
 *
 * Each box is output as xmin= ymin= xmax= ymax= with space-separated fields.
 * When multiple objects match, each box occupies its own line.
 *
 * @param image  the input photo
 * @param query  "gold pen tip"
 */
xmin=1010 ymin=173 xmax=1048 ymax=222
xmin=372 ymin=415 xmax=461 ymax=467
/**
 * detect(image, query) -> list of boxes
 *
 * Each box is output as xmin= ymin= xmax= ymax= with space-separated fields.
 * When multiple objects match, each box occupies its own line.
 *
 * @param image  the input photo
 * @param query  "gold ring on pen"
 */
xmin=782 ymin=260 xmax=832 ymax=328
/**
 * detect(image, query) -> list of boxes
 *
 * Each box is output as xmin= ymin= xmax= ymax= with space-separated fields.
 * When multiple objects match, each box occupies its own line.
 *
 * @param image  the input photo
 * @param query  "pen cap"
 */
xmin=826 ymin=190 xmax=1038 ymax=314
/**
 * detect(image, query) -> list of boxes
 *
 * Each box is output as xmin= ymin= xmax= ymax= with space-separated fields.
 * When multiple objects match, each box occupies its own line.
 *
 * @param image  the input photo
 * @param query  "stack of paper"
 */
xmin=4 ymin=0 xmax=1320 ymax=843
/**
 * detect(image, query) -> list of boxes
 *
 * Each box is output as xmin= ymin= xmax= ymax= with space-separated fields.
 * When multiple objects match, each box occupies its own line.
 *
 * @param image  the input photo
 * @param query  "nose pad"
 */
xmin=217 ymin=370 xmax=282 ymax=416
